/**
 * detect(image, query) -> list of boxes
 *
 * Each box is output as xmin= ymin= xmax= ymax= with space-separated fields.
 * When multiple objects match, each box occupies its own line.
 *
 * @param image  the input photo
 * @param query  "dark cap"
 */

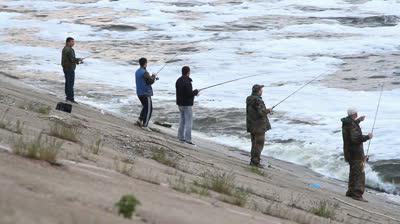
xmin=252 ymin=84 xmax=264 ymax=93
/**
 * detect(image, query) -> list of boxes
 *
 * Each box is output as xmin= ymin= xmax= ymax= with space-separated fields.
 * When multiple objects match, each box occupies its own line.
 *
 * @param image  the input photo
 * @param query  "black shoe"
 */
xmin=66 ymin=99 xmax=78 ymax=104
xmin=351 ymin=196 xmax=368 ymax=202
xmin=135 ymin=119 xmax=143 ymax=127
xmin=185 ymin=141 xmax=196 ymax=146
xmin=178 ymin=139 xmax=185 ymax=143
xmin=250 ymin=162 xmax=264 ymax=169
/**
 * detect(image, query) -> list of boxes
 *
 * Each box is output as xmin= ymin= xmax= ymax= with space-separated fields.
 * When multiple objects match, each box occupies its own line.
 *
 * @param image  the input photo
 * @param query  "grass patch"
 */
xmin=77 ymin=146 xmax=97 ymax=162
xmin=189 ymin=185 xmax=210 ymax=197
xmin=0 ymin=109 xmax=10 ymax=129
xmin=169 ymin=175 xmax=210 ymax=196
xmin=134 ymin=174 xmax=160 ymax=186
xmin=310 ymin=200 xmax=338 ymax=219
xmin=37 ymin=106 xmax=51 ymax=115
xmin=11 ymin=133 xmax=63 ymax=164
xmin=0 ymin=108 xmax=11 ymax=130
xmin=19 ymin=102 xmax=51 ymax=115
xmin=197 ymin=171 xmax=248 ymax=206
xmin=169 ymin=175 xmax=189 ymax=193
xmin=49 ymin=121 xmax=79 ymax=142
xmin=219 ymin=188 xmax=249 ymax=207
xmin=246 ymin=166 xmax=265 ymax=176
xmin=0 ymin=109 xmax=25 ymax=134
xmin=200 ymin=171 xmax=236 ymax=195
xmin=114 ymin=156 xmax=134 ymax=176
xmin=115 ymin=194 xmax=141 ymax=219
xmin=14 ymin=120 xmax=24 ymax=134
xmin=121 ymin=156 xmax=135 ymax=165
xmin=88 ymin=135 xmax=103 ymax=155
xmin=0 ymin=120 xmax=11 ymax=130
xmin=151 ymin=148 xmax=177 ymax=168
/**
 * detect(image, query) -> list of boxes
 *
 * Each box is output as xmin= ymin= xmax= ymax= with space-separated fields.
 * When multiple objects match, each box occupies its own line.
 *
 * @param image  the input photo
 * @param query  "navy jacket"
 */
xmin=176 ymin=76 xmax=197 ymax=106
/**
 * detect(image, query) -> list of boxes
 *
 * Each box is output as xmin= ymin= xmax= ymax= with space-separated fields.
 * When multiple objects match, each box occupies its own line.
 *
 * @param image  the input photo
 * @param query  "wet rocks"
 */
xmin=178 ymin=46 xmax=199 ymax=53
xmin=333 ymin=15 xmax=400 ymax=27
xmin=99 ymin=24 xmax=137 ymax=31
xmin=343 ymin=77 xmax=357 ymax=81
xmin=368 ymin=75 xmax=388 ymax=79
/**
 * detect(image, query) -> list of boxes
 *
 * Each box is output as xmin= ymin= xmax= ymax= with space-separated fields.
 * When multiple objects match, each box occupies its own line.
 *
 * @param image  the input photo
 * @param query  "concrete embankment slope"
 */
xmin=0 ymin=75 xmax=399 ymax=224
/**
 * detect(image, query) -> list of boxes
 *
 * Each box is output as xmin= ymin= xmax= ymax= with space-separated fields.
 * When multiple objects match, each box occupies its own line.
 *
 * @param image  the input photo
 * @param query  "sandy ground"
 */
xmin=1 ymin=74 xmax=400 ymax=224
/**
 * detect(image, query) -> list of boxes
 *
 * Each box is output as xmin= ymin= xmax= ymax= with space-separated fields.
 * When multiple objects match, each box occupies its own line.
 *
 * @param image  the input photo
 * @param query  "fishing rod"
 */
xmin=271 ymin=73 xmax=324 ymax=110
xmin=366 ymin=84 xmax=384 ymax=156
xmin=198 ymin=74 xmax=261 ymax=92
xmin=154 ymin=53 xmax=181 ymax=76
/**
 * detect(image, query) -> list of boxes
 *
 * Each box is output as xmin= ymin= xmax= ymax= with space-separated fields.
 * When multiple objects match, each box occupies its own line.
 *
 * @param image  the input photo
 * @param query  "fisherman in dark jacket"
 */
xmin=135 ymin=58 xmax=157 ymax=129
xmin=61 ymin=37 xmax=83 ymax=104
xmin=246 ymin=84 xmax=272 ymax=167
xmin=341 ymin=108 xmax=373 ymax=202
xmin=175 ymin=66 xmax=199 ymax=145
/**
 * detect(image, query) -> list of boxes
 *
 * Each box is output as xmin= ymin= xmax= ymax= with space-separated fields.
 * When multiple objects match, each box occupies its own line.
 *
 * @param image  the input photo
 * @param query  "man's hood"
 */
xmin=341 ymin=116 xmax=353 ymax=125
xmin=247 ymin=94 xmax=261 ymax=103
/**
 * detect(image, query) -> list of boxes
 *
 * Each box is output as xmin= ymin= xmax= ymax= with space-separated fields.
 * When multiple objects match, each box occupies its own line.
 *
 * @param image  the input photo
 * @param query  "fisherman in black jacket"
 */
xmin=175 ymin=66 xmax=199 ymax=145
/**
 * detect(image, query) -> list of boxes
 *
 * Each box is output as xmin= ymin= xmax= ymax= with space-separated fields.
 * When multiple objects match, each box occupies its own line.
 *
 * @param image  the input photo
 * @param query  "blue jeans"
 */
xmin=178 ymin=106 xmax=193 ymax=142
xmin=63 ymin=70 xmax=75 ymax=101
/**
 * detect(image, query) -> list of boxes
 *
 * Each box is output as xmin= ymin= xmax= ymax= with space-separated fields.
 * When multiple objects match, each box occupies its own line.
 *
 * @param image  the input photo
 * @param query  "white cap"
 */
xmin=347 ymin=108 xmax=358 ymax=116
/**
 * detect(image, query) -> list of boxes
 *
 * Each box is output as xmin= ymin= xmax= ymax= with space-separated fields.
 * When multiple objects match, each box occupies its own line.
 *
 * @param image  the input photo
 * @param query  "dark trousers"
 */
xmin=138 ymin=96 xmax=152 ymax=127
xmin=346 ymin=160 xmax=365 ymax=198
xmin=64 ymin=70 xmax=75 ymax=101
xmin=250 ymin=133 xmax=265 ymax=165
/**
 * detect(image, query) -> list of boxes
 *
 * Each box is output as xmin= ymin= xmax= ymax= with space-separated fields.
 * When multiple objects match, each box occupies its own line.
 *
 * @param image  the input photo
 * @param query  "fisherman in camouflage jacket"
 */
xmin=246 ymin=84 xmax=272 ymax=168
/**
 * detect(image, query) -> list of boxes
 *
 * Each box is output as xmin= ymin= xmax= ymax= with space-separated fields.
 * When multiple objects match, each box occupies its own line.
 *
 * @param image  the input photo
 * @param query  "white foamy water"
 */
xmin=0 ymin=0 xmax=399 ymax=201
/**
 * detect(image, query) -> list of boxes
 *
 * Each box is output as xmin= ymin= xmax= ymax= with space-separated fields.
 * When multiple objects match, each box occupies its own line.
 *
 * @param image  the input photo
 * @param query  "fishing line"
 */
xmin=271 ymin=73 xmax=324 ymax=109
xmin=154 ymin=53 xmax=181 ymax=76
xmin=366 ymin=84 xmax=384 ymax=156
xmin=198 ymin=74 xmax=261 ymax=92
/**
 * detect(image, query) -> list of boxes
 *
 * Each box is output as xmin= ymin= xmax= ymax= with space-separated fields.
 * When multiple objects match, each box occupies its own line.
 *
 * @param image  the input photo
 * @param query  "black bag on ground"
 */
xmin=56 ymin=102 xmax=72 ymax=113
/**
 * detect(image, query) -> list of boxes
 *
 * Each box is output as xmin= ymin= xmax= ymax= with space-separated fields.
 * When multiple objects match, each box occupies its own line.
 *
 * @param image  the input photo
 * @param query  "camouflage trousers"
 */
xmin=250 ymin=133 xmax=265 ymax=165
xmin=346 ymin=160 xmax=365 ymax=198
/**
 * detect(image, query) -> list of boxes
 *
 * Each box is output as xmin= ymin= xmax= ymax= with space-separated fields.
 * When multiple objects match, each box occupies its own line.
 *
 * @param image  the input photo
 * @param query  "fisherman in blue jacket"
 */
xmin=135 ymin=58 xmax=157 ymax=128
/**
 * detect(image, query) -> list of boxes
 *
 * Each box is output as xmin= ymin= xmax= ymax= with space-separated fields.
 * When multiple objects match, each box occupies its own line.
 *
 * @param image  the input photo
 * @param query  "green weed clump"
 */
xmin=0 ymin=108 xmax=11 ymax=130
xmin=170 ymin=175 xmax=188 ymax=193
xmin=37 ymin=105 xmax=51 ymax=115
xmin=247 ymin=166 xmax=265 ymax=176
xmin=0 ymin=109 xmax=25 ymax=134
xmin=49 ymin=122 xmax=79 ymax=142
xmin=88 ymin=136 xmax=103 ymax=155
xmin=310 ymin=200 xmax=338 ymax=219
xmin=170 ymin=175 xmax=210 ymax=196
xmin=115 ymin=194 xmax=141 ymax=219
xmin=14 ymin=120 xmax=24 ymax=134
xmin=11 ymin=133 xmax=63 ymax=163
xmin=19 ymin=102 xmax=51 ymax=115
xmin=219 ymin=187 xmax=249 ymax=207
xmin=151 ymin=148 xmax=177 ymax=168
xmin=113 ymin=156 xmax=134 ymax=176
xmin=201 ymin=171 xmax=236 ymax=195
